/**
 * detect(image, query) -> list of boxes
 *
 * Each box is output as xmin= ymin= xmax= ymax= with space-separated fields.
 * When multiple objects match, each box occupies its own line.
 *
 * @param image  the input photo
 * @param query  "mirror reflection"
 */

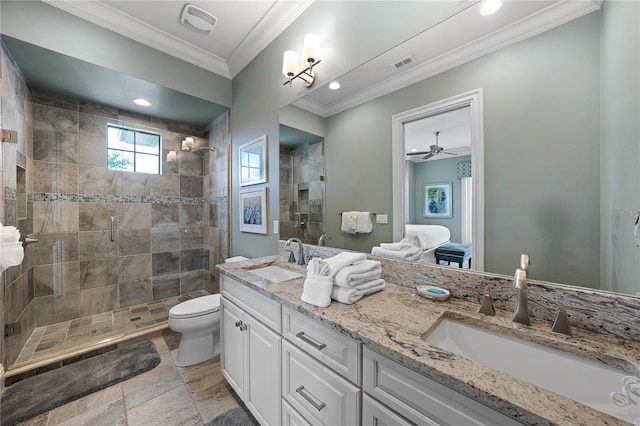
xmin=280 ymin=2 xmax=639 ymax=297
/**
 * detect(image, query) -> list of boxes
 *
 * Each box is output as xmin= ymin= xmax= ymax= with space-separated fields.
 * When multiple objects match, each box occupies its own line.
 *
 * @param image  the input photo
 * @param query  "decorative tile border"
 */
xmin=4 ymin=187 xmax=17 ymax=201
xmin=27 ymin=192 xmax=211 ymax=206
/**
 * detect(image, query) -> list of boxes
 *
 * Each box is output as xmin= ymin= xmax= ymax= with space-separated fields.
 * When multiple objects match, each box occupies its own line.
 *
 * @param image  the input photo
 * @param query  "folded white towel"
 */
xmin=0 ymin=243 xmax=24 ymax=269
xmin=371 ymin=246 xmax=423 ymax=261
xmin=379 ymin=242 xmax=417 ymax=251
xmin=334 ymin=260 xmax=382 ymax=287
xmin=324 ymin=252 xmax=367 ymax=277
xmin=331 ymin=279 xmax=385 ymax=304
xmin=0 ymin=226 xmax=20 ymax=244
xmin=341 ymin=212 xmax=358 ymax=234
xmin=355 ymin=212 xmax=372 ymax=234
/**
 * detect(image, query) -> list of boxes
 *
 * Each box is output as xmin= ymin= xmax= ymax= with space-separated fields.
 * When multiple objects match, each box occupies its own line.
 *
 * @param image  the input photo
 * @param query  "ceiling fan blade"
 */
xmin=441 ymin=151 xmax=458 ymax=156
xmin=407 ymin=151 xmax=431 ymax=156
xmin=422 ymin=152 xmax=435 ymax=160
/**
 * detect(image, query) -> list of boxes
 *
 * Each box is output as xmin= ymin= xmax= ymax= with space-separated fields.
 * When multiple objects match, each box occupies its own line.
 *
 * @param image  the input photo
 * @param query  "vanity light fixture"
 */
xmin=167 ymin=150 xmax=177 ymax=163
xmin=132 ymin=98 xmax=152 ymax=107
xmin=283 ymin=33 xmax=321 ymax=88
xmin=480 ymin=0 xmax=502 ymax=15
xmin=182 ymin=136 xmax=195 ymax=151
xmin=329 ymin=81 xmax=341 ymax=90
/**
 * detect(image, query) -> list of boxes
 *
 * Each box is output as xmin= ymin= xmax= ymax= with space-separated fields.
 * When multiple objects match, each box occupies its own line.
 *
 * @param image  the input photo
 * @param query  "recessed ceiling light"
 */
xmin=411 ymin=148 xmax=418 ymax=152
xmin=480 ymin=0 xmax=502 ymax=15
xmin=132 ymin=98 xmax=152 ymax=107
xmin=329 ymin=81 xmax=341 ymax=90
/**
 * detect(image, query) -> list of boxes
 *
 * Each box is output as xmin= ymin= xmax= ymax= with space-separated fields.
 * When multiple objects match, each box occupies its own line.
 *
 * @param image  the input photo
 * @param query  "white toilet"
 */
xmin=168 ymin=294 xmax=222 ymax=367
xmin=168 ymin=256 xmax=249 ymax=367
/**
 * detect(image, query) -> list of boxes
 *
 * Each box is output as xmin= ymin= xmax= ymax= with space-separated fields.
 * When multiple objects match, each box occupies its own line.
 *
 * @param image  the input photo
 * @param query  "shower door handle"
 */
xmin=110 ymin=217 xmax=115 ymax=242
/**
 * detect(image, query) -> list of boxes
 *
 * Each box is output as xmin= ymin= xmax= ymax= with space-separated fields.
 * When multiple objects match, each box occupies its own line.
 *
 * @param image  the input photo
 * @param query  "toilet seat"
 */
xmin=169 ymin=294 xmax=221 ymax=319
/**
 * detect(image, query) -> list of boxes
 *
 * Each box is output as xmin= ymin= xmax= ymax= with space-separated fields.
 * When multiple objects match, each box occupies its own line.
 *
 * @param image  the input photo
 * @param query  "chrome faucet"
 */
xmin=285 ymin=237 xmax=306 ymax=265
xmin=512 ymin=254 xmax=530 ymax=326
xmin=318 ymin=232 xmax=331 ymax=246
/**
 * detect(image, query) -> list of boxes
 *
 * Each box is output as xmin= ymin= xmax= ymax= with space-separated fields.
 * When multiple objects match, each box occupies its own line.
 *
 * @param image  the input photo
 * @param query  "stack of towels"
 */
xmin=371 ymin=236 xmax=422 ymax=262
xmin=301 ymin=252 xmax=384 ymax=307
xmin=341 ymin=211 xmax=373 ymax=234
xmin=0 ymin=223 xmax=23 ymax=271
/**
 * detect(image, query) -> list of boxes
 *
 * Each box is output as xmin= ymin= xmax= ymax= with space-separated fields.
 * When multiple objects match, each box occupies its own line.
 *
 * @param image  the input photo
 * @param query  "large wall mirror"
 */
xmin=278 ymin=0 xmax=639 ymax=298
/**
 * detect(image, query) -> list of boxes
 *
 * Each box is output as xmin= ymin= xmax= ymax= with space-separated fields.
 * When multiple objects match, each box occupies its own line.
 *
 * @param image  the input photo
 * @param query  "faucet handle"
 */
xmin=519 ymin=254 xmax=530 ymax=271
xmin=478 ymin=293 xmax=495 ymax=316
xmin=287 ymin=250 xmax=296 ymax=263
xmin=551 ymin=306 xmax=594 ymax=336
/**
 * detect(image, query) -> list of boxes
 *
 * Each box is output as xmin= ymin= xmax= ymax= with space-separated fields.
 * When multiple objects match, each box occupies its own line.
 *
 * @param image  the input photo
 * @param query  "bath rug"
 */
xmin=0 ymin=340 xmax=160 ymax=426
xmin=206 ymin=406 xmax=260 ymax=426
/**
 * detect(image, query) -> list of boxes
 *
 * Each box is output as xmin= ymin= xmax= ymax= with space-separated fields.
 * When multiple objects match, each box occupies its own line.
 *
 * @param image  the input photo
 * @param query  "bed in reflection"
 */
xmin=405 ymin=224 xmax=451 ymax=263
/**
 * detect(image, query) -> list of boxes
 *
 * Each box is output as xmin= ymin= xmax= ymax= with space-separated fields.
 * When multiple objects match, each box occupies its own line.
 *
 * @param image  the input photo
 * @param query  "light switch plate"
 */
xmin=376 ymin=214 xmax=388 ymax=224
xmin=273 ymin=220 xmax=279 ymax=234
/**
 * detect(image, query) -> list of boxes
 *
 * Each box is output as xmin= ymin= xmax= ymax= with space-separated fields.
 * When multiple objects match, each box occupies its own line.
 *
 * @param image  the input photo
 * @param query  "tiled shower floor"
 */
xmin=12 ymin=291 xmax=208 ymax=368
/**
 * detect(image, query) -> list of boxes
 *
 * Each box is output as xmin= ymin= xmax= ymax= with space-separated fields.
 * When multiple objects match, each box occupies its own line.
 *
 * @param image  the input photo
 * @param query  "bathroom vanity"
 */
xmin=218 ymin=255 xmax=640 ymax=426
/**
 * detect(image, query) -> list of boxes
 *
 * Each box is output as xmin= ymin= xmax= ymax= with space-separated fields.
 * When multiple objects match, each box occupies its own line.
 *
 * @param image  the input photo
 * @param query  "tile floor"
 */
xmin=14 ymin=330 xmax=245 ymax=425
xmin=13 ymin=291 xmax=208 ymax=367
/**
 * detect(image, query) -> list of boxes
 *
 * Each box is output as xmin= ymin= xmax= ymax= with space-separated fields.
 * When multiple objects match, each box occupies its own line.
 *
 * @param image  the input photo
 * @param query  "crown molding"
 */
xmin=227 ymin=0 xmax=314 ymax=78
xmin=299 ymin=0 xmax=601 ymax=118
xmin=43 ymin=0 xmax=232 ymax=78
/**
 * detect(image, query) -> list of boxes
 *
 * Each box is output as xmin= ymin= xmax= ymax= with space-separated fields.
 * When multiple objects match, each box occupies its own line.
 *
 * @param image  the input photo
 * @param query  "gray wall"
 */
xmin=600 ymin=0 xmax=640 ymax=295
xmin=409 ymin=156 xmax=472 ymax=244
xmin=324 ymin=12 xmax=601 ymax=287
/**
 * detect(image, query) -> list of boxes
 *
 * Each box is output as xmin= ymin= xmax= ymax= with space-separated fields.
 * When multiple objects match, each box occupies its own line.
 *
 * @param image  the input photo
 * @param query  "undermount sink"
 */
xmin=248 ymin=265 xmax=303 ymax=283
xmin=425 ymin=317 xmax=638 ymax=423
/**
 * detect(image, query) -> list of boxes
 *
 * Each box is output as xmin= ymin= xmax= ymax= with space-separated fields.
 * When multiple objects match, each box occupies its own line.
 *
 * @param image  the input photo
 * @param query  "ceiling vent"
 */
xmin=180 ymin=4 xmax=218 ymax=35
xmin=391 ymin=55 xmax=416 ymax=70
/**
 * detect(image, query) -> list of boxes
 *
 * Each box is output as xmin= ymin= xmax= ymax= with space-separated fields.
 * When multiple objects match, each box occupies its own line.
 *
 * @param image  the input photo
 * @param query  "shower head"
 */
xmin=186 ymin=146 xmax=216 ymax=158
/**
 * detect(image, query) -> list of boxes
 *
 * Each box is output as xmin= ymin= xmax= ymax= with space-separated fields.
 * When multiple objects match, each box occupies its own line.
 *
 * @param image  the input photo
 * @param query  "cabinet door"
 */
xmin=221 ymin=298 xmax=245 ymax=397
xmin=245 ymin=315 xmax=282 ymax=426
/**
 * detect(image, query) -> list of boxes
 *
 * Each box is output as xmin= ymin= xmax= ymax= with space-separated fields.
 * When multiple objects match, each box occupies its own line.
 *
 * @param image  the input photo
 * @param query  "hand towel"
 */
xmin=0 ymin=242 xmax=24 ymax=269
xmin=355 ymin=212 xmax=373 ymax=234
xmin=334 ymin=259 xmax=382 ymax=287
xmin=331 ymin=279 xmax=385 ymax=304
xmin=371 ymin=246 xmax=423 ymax=262
xmin=301 ymin=258 xmax=333 ymax=308
xmin=323 ymin=252 xmax=367 ymax=278
xmin=340 ymin=212 xmax=358 ymax=234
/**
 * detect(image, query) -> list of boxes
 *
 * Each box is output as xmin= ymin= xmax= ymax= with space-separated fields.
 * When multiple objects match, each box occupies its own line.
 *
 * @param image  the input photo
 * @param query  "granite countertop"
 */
xmin=217 ymin=256 xmax=640 ymax=426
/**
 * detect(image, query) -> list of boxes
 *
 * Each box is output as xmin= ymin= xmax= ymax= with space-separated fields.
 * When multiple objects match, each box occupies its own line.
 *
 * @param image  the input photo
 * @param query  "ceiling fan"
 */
xmin=406 ymin=131 xmax=458 ymax=160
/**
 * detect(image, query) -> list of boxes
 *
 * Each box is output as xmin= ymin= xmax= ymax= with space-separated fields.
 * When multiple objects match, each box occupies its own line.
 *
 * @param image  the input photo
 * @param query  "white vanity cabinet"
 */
xmin=221 ymin=276 xmax=282 ymax=426
xmin=363 ymin=347 xmax=523 ymax=426
xmin=281 ymin=306 xmax=361 ymax=426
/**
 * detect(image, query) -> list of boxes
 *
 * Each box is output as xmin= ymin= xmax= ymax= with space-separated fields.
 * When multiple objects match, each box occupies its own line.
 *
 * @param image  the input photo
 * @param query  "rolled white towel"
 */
xmin=324 ymin=252 xmax=367 ymax=278
xmin=331 ymin=279 xmax=385 ymax=305
xmin=371 ymin=246 xmax=422 ymax=261
xmin=340 ymin=212 xmax=358 ymax=234
xmin=355 ymin=212 xmax=372 ymax=234
xmin=301 ymin=258 xmax=333 ymax=308
xmin=0 ymin=226 xmax=20 ymax=244
xmin=334 ymin=260 xmax=381 ymax=287
xmin=301 ymin=275 xmax=333 ymax=308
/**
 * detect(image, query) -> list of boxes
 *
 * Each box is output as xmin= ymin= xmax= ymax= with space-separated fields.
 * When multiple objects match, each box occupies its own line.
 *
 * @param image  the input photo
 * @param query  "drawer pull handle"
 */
xmin=295 ymin=331 xmax=326 ymax=351
xmin=296 ymin=385 xmax=326 ymax=411
xmin=235 ymin=320 xmax=243 ymax=327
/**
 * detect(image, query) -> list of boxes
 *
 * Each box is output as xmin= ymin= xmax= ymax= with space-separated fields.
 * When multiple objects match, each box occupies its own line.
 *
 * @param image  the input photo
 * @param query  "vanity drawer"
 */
xmin=282 ymin=399 xmax=312 ymax=426
xmin=282 ymin=340 xmax=360 ymax=426
xmin=362 ymin=393 xmax=416 ymax=426
xmin=363 ymin=347 xmax=522 ymax=426
xmin=282 ymin=305 xmax=361 ymax=384
xmin=221 ymin=275 xmax=280 ymax=332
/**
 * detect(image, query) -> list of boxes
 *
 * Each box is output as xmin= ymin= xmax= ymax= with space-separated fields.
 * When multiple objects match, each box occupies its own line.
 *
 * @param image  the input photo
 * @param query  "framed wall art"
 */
xmin=239 ymin=135 xmax=267 ymax=186
xmin=423 ymin=182 xmax=452 ymax=218
xmin=239 ymin=187 xmax=267 ymax=234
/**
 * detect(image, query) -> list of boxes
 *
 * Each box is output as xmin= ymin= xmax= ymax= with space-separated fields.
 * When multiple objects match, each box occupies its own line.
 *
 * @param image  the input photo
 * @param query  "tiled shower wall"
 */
xmin=279 ymin=141 xmax=325 ymax=245
xmin=0 ymin=41 xmax=230 ymax=368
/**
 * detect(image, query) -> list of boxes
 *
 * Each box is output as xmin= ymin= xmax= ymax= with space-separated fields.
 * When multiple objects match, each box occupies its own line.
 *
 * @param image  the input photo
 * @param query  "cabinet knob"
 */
xmin=235 ymin=320 xmax=243 ymax=327
xmin=239 ymin=324 xmax=248 ymax=331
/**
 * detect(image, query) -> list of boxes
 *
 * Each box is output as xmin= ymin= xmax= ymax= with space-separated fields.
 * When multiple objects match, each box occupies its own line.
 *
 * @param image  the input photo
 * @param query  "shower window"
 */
xmin=107 ymin=124 xmax=161 ymax=174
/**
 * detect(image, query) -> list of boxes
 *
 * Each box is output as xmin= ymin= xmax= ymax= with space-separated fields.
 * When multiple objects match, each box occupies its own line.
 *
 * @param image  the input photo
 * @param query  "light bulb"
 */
xmin=282 ymin=50 xmax=298 ymax=77
xmin=303 ymin=34 xmax=319 ymax=64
